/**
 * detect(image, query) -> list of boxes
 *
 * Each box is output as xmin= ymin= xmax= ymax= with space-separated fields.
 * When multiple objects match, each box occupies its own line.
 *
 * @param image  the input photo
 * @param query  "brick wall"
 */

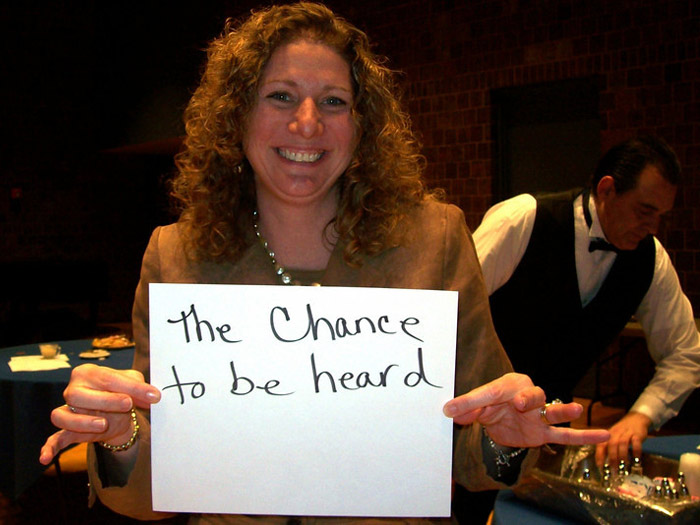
xmin=2 ymin=1 xmax=698 ymax=325
xmin=335 ymin=0 xmax=700 ymax=314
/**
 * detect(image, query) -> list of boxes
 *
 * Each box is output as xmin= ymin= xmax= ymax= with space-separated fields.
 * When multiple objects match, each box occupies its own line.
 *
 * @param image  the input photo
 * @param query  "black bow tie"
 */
xmin=589 ymin=239 xmax=619 ymax=253
xmin=582 ymin=190 xmax=619 ymax=253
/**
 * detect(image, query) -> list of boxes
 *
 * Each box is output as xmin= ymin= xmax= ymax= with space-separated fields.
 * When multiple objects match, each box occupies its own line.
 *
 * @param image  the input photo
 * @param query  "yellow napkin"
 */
xmin=8 ymin=354 xmax=71 ymax=372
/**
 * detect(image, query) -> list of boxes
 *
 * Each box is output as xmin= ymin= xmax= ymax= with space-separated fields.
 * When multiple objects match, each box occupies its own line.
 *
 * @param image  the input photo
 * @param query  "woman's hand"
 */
xmin=39 ymin=364 xmax=161 ymax=465
xmin=443 ymin=373 xmax=610 ymax=448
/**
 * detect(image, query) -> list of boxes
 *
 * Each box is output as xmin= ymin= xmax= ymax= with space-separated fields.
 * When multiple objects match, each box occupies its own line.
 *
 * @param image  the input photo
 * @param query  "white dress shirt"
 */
xmin=474 ymin=193 xmax=700 ymax=428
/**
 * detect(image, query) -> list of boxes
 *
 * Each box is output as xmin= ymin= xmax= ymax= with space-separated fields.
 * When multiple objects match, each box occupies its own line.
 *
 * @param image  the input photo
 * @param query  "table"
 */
xmin=493 ymin=434 xmax=700 ymax=524
xmin=0 ymin=339 xmax=134 ymax=499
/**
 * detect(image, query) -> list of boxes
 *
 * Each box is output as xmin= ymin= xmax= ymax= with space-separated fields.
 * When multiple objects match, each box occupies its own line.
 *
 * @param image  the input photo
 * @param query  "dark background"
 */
xmin=1 ymin=2 xmax=698 ymax=364
xmin=2 ymin=2 xmax=262 ymax=342
xmin=1 ymin=1 xmax=396 ymax=342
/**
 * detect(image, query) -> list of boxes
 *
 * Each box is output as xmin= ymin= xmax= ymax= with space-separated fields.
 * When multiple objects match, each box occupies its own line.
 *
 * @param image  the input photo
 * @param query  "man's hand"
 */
xmin=595 ymin=411 xmax=652 ymax=467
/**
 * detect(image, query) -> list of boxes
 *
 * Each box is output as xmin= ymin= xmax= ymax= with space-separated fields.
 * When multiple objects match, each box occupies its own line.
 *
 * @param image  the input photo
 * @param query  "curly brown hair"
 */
xmin=171 ymin=2 xmax=435 ymax=264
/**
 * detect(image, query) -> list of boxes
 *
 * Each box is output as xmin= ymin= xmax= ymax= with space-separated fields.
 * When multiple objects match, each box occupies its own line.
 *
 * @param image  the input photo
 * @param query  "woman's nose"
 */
xmin=289 ymin=98 xmax=323 ymax=138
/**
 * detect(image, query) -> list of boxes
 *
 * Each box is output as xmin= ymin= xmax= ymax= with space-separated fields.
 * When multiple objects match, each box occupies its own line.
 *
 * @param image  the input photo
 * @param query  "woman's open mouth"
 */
xmin=277 ymin=148 xmax=324 ymax=163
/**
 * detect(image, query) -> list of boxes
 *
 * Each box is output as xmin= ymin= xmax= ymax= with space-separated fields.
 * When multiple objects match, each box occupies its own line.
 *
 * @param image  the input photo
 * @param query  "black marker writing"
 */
xmin=230 ymin=360 xmax=294 ymax=396
xmin=311 ymin=353 xmax=399 ymax=393
xmin=167 ymin=304 xmax=242 ymax=344
xmin=403 ymin=348 xmax=440 ymax=388
xmin=270 ymin=303 xmax=423 ymax=343
xmin=161 ymin=365 xmax=206 ymax=404
xmin=310 ymin=347 xmax=440 ymax=393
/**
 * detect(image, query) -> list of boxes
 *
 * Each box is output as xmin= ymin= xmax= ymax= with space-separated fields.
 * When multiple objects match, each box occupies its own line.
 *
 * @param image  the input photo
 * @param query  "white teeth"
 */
xmin=278 ymin=148 xmax=323 ymax=163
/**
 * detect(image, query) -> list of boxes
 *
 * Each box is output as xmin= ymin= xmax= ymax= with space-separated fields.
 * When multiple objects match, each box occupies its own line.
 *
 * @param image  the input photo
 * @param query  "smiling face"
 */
xmin=243 ymin=39 xmax=357 ymax=210
xmin=595 ymin=164 xmax=677 ymax=250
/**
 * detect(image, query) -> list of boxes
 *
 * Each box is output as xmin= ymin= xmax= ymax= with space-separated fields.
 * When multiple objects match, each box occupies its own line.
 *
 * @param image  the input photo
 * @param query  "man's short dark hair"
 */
xmin=590 ymin=135 xmax=681 ymax=196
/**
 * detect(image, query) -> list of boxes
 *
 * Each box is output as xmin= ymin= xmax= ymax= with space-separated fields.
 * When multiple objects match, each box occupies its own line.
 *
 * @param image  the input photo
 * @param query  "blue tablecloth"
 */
xmin=493 ymin=489 xmax=580 ymax=525
xmin=642 ymin=434 xmax=700 ymax=459
xmin=493 ymin=434 xmax=700 ymax=525
xmin=0 ymin=339 xmax=134 ymax=498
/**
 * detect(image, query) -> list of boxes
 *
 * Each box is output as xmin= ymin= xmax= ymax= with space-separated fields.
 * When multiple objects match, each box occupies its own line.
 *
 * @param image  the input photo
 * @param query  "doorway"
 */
xmin=491 ymin=77 xmax=601 ymax=203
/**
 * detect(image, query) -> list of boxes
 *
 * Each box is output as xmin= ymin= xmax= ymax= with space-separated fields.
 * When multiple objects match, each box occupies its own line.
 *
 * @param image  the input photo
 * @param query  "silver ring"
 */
xmin=540 ymin=398 xmax=562 ymax=425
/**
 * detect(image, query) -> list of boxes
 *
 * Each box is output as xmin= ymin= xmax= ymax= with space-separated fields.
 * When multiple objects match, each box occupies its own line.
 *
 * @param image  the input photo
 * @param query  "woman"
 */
xmin=40 ymin=3 xmax=607 ymax=523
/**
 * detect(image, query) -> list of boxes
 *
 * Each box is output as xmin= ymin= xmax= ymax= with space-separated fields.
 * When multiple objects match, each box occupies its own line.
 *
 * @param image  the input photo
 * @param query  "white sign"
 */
xmin=149 ymin=284 xmax=457 ymax=517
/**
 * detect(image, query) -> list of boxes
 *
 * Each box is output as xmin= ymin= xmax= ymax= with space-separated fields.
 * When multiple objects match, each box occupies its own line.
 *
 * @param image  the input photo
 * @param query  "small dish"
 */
xmin=79 ymin=349 xmax=111 ymax=359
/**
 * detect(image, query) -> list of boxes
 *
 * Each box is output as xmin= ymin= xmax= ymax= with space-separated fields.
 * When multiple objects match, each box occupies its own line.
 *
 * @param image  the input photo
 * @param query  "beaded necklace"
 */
xmin=253 ymin=210 xmax=322 ymax=286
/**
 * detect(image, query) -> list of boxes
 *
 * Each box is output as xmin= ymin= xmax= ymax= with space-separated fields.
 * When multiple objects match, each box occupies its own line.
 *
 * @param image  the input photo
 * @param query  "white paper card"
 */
xmin=149 ymin=283 xmax=457 ymax=517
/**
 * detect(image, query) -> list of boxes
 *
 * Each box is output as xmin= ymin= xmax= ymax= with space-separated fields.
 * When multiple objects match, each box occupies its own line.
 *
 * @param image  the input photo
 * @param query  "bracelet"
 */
xmin=98 ymin=409 xmax=140 ymax=452
xmin=484 ymin=428 xmax=527 ymax=478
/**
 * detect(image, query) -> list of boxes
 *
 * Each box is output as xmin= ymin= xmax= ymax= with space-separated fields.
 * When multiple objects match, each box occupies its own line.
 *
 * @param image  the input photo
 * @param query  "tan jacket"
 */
xmin=88 ymin=200 xmax=530 ymax=523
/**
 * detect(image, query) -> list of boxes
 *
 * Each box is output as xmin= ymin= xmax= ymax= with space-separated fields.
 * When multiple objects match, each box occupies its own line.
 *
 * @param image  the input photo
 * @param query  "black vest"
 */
xmin=489 ymin=189 xmax=655 ymax=402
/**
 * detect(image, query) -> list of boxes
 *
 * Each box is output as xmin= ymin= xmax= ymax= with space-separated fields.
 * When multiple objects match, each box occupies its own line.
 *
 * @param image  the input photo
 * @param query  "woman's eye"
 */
xmin=324 ymin=96 xmax=347 ymax=107
xmin=267 ymin=92 xmax=291 ymax=102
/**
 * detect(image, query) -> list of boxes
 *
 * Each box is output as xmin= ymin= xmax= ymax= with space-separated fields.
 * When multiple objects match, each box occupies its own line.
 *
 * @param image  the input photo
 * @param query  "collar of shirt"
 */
xmin=574 ymin=193 xmax=617 ymax=306
xmin=588 ymin=200 xmax=608 ymax=241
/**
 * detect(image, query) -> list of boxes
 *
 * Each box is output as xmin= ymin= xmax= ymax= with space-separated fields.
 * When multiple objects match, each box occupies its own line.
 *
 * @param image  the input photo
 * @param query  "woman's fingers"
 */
xmin=50 ymin=404 xmax=108 ymax=433
xmin=41 ymin=404 xmax=137 ymax=464
xmin=547 ymin=427 xmax=610 ymax=446
xmin=539 ymin=401 xmax=584 ymax=425
xmin=443 ymin=372 xmax=534 ymax=418
xmin=39 ymin=423 xmax=129 ymax=466
xmin=442 ymin=371 xmax=613 ymax=450
xmin=39 ymin=430 xmax=67 ymax=465
xmin=445 ymin=376 xmax=611 ymax=448
xmin=63 ymin=387 xmax=133 ymax=414
xmin=450 ymin=407 xmax=485 ymax=426
xmin=39 ymin=364 xmax=158 ymax=465
xmin=66 ymin=365 xmax=160 ymax=411
xmin=39 ymin=428 xmax=101 ymax=465
xmin=538 ymin=402 xmax=610 ymax=446
xmin=512 ymin=386 xmax=546 ymax=412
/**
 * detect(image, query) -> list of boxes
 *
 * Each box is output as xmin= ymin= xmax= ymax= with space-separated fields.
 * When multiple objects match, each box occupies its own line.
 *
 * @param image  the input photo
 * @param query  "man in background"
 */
xmin=473 ymin=135 xmax=699 ymax=471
